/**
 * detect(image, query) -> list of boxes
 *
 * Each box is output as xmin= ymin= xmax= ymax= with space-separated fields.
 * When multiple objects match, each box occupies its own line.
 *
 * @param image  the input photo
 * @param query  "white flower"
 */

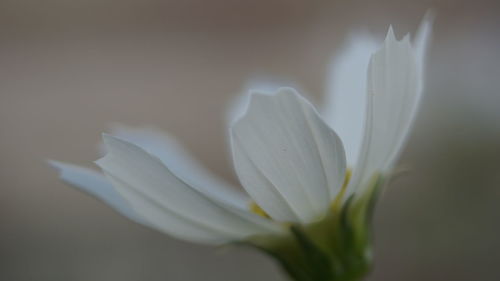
xmin=50 ymin=18 xmax=432 ymax=247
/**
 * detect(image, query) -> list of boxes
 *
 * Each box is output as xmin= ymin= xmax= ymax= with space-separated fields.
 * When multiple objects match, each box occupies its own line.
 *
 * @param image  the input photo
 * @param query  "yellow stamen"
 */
xmin=331 ymin=168 xmax=352 ymax=212
xmin=249 ymin=201 xmax=271 ymax=218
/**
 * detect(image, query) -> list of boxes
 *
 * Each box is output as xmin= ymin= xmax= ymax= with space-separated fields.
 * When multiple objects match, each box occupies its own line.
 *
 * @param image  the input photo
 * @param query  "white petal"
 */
xmin=102 ymin=124 xmax=250 ymax=209
xmin=104 ymin=125 xmax=248 ymax=209
xmin=322 ymin=33 xmax=380 ymax=166
xmin=413 ymin=11 xmax=434 ymax=94
xmin=104 ymin=173 xmax=234 ymax=244
xmin=226 ymin=77 xmax=298 ymax=127
xmin=96 ymin=135 xmax=283 ymax=244
xmin=48 ymin=160 xmax=145 ymax=224
xmin=231 ymin=88 xmax=346 ymax=223
xmin=351 ymin=27 xmax=422 ymax=192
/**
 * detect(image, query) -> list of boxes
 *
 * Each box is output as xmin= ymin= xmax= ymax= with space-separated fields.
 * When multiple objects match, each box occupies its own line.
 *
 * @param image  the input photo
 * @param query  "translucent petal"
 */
xmin=351 ymin=27 xmax=421 ymax=192
xmin=105 ymin=125 xmax=248 ymax=209
xmin=231 ymin=88 xmax=346 ymax=223
xmin=96 ymin=135 xmax=283 ymax=244
xmin=49 ymin=160 xmax=145 ymax=224
xmin=414 ymin=11 xmax=434 ymax=94
xmin=104 ymin=173 xmax=236 ymax=244
xmin=322 ymin=33 xmax=380 ymax=166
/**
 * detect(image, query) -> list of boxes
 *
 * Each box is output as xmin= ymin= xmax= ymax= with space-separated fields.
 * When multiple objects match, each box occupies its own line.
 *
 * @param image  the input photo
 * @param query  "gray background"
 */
xmin=1 ymin=0 xmax=499 ymax=280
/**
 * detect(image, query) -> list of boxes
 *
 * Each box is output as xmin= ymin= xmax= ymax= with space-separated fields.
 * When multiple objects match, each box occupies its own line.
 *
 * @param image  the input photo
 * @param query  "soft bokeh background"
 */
xmin=1 ymin=0 xmax=499 ymax=280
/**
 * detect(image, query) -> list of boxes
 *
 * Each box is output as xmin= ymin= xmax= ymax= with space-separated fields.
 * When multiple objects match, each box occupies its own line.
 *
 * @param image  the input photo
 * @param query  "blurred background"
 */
xmin=1 ymin=0 xmax=499 ymax=280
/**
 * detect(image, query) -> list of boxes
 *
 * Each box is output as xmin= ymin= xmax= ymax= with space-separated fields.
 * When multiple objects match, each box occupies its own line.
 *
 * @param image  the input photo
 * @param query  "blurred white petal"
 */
xmin=48 ymin=160 xmax=145 ymax=224
xmin=231 ymin=88 xmax=346 ymax=223
xmin=351 ymin=27 xmax=421 ymax=192
xmin=96 ymin=135 xmax=283 ymax=244
xmin=322 ymin=33 xmax=380 ymax=166
xmin=104 ymin=174 xmax=231 ymax=244
xmin=414 ymin=11 xmax=434 ymax=94
xmin=106 ymin=125 xmax=248 ymax=209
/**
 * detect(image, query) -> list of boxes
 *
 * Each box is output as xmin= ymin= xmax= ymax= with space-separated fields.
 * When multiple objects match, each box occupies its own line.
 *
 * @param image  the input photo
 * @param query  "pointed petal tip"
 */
xmin=385 ymin=25 xmax=413 ymax=46
xmin=100 ymin=133 xmax=133 ymax=151
xmin=402 ymin=34 xmax=412 ymax=48
xmin=379 ymin=26 xmax=413 ymax=54
xmin=422 ymin=9 xmax=437 ymax=23
xmin=94 ymin=135 xmax=122 ymax=167
xmin=94 ymin=158 xmax=104 ymax=167
xmin=47 ymin=159 xmax=59 ymax=169
xmin=96 ymin=133 xmax=115 ymax=164
xmin=47 ymin=159 xmax=66 ymax=175
xmin=47 ymin=159 xmax=78 ymax=175
xmin=385 ymin=25 xmax=396 ymax=41
xmin=414 ymin=11 xmax=434 ymax=60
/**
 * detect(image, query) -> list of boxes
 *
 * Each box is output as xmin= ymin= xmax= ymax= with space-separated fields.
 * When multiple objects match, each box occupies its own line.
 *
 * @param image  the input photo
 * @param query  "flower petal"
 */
xmin=322 ymin=33 xmax=380 ymax=166
xmin=50 ymin=161 xmax=225 ymax=243
xmin=231 ymin=88 xmax=346 ymax=223
xmin=96 ymin=135 xmax=283 ymax=244
xmin=413 ymin=11 xmax=434 ymax=94
xmin=105 ymin=125 xmax=248 ymax=209
xmin=48 ymin=160 xmax=145 ymax=224
xmin=103 ymin=173 xmax=235 ymax=244
xmin=226 ymin=77 xmax=294 ymax=127
xmin=351 ymin=27 xmax=423 ymax=192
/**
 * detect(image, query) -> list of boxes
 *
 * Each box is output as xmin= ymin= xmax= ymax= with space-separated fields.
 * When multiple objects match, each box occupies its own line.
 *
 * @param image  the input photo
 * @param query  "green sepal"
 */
xmin=242 ymin=176 xmax=383 ymax=281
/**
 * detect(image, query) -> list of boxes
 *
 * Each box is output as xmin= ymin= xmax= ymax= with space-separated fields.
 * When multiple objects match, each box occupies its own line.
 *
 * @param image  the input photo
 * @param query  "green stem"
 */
xmin=248 ymin=177 xmax=383 ymax=281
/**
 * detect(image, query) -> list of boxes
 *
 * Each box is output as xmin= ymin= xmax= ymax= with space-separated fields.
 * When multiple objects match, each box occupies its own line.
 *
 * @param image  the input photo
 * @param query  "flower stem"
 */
xmin=248 ymin=177 xmax=383 ymax=281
